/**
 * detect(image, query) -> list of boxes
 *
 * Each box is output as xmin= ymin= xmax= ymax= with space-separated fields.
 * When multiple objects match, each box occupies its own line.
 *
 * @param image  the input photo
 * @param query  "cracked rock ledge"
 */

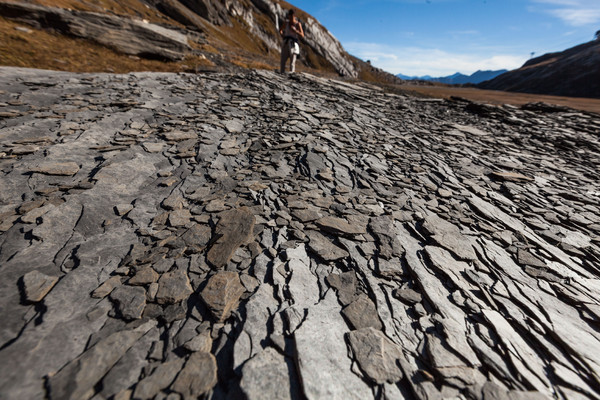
xmin=1 ymin=66 xmax=600 ymax=400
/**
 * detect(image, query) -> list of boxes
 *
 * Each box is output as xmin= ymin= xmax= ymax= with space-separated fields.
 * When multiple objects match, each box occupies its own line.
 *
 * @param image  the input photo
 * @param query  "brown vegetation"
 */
xmin=0 ymin=17 xmax=212 ymax=73
xmin=23 ymin=0 xmax=172 ymax=24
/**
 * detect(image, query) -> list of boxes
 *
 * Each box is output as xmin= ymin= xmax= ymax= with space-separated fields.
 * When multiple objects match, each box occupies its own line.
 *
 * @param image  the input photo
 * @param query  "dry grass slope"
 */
xmin=0 ymin=17 xmax=213 ymax=73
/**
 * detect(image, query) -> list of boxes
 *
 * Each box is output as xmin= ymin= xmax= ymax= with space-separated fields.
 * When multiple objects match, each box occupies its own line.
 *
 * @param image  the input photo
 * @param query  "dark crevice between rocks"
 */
xmin=87 ymin=157 xmax=105 ymax=181
xmin=4 ymin=230 xmax=32 ymax=263
xmin=545 ymin=333 xmax=600 ymax=394
xmin=33 ymin=301 xmax=48 ymax=326
xmin=213 ymin=324 xmax=245 ymax=400
xmin=283 ymin=346 xmax=304 ymax=400
xmin=51 ymin=202 xmax=85 ymax=268
xmin=1 ymin=293 xmax=37 ymax=352
xmin=573 ymin=248 xmax=600 ymax=277
xmin=485 ymin=299 xmax=557 ymax=386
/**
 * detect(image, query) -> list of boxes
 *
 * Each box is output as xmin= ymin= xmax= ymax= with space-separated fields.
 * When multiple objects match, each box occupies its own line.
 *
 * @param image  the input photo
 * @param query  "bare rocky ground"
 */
xmin=1 ymin=66 xmax=600 ymax=400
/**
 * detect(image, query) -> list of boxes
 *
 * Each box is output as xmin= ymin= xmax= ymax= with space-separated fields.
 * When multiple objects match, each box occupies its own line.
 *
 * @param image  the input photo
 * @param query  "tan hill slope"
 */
xmin=0 ymin=0 xmax=402 ymax=84
xmin=479 ymin=39 xmax=600 ymax=99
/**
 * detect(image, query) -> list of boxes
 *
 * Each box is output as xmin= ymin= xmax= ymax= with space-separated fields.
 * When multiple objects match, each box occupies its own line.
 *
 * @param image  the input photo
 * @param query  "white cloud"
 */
xmin=532 ymin=0 xmax=600 ymax=25
xmin=344 ymin=42 xmax=528 ymax=76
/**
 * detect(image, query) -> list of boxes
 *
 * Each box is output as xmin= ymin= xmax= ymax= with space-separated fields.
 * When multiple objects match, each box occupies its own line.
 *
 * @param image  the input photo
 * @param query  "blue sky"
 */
xmin=292 ymin=0 xmax=600 ymax=76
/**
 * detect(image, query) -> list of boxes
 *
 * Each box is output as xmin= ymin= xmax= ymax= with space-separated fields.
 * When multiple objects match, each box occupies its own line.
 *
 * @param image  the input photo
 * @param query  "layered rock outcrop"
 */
xmin=0 ymin=1 xmax=190 ymax=61
xmin=1 ymin=67 xmax=600 ymax=399
xmin=0 ymin=0 xmax=359 ymax=77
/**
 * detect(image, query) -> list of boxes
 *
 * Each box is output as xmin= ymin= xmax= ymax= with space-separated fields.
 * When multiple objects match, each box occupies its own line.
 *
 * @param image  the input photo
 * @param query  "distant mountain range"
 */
xmin=397 ymin=70 xmax=507 ymax=85
xmin=478 ymin=39 xmax=600 ymax=99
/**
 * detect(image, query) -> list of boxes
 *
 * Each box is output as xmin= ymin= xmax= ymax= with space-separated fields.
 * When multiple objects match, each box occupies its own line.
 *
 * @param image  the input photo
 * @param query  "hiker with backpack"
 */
xmin=279 ymin=9 xmax=304 ymax=73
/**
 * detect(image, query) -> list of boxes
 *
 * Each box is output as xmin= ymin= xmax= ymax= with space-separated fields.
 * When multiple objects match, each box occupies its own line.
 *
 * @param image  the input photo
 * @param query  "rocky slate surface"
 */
xmin=1 ymin=66 xmax=600 ymax=400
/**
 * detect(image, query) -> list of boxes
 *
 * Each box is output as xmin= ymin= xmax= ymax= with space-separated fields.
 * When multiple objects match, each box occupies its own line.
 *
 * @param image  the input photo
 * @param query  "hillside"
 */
xmin=0 ymin=0 xmax=402 ymax=85
xmin=1 ymin=66 xmax=600 ymax=400
xmin=479 ymin=39 xmax=600 ymax=99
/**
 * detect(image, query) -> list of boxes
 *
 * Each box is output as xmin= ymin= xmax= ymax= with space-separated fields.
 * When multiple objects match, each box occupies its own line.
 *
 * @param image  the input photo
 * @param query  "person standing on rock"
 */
xmin=279 ymin=9 xmax=304 ymax=73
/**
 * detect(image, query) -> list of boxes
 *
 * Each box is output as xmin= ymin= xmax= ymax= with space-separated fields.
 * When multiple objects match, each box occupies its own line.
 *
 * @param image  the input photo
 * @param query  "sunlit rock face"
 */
xmin=0 ymin=0 xmax=359 ymax=76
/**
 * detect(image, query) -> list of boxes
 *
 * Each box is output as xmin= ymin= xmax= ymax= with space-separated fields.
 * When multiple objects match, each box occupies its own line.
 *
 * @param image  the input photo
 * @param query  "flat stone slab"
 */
xmin=240 ymin=347 xmax=299 ymax=400
xmin=342 ymin=294 xmax=383 ymax=330
xmin=155 ymin=268 xmax=193 ymax=305
xmin=22 ymin=270 xmax=59 ymax=302
xmin=489 ymin=171 xmax=534 ymax=182
xmin=47 ymin=320 xmax=156 ymax=400
xmin=1 ymin=67 xmax=599 ymax=400
xmin=109 ymin=285 xmax=146 ymax=320
xmin=29 ymin=161 xmax=80 ymax=176
xmin=315 ymin=216 xmax=367 ymax=236
xmin=305 ymin=230 xmax=349 ymax=261
xmin=206 ymin=207 xmax=255 ymax=268
xmin=347 ymin=327 xmax=404 ymax=384
xmin=200 ymin=271 xmax=245 ymax=322
xmin=294 ymin=290 xmax=372 ymax=399
xmin=171 ymin=352 xmax=218 ymax=398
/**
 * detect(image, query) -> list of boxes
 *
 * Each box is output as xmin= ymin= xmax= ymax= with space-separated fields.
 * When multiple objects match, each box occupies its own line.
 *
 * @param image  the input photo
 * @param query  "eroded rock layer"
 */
xmin=1 ymin=67 xmax=600 ymax=399
xmin=0 ymin=2 xmax=191 ymax=61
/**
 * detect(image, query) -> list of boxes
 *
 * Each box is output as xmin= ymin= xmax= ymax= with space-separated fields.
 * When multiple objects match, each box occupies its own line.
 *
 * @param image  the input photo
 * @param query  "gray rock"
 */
xmin=305 ymin=230 xmax=349 ymax=261
xmin=109 ymin=285 xmax=147 ymax=320
xmin=326 ymin=271 xmax=358 ymax=305
xmin=233 ymin=279 xmax=281 ymax=369
xmin=206 ymin=207 xmax=255 ymax=269
xmin=29 ymin=161 xmax=80 ymax=176
xmin=294 ymin=290 xmax=372 ymax=399
xmin=21 ymin=270 xmax=59 ymax=302
xmin=47 ymin=320 xmax=156 ymax=400
xmin=347 ymin=327 xmax=404 ymax=384
xmin=342 ymin=294 xmax=383 ymax=330
xmin=286 ymin=244 xmax=320 ymax=310
xmin=99 ymin=326 xmax=158 ymax=399
xmin=91 ymin=276 xmax=122 ymax=299
xmin=392 ymin=288 xmax=422 ymax=304
xmin=155 ymin=268 xmax=193 ymax=305
xmin=171 ymin=352 xmax=218 ymax=399
xmin=181 ymin=224 xmax=211 ymax=251
xmin=21 ymin=203 xmax=55 ymax=224
xmin=128 ymin=267 xmax=159 ymax=286
xmin=223 ymin=119 xmax=244 ymax=133
xmin=200 ymin=271 xmax=245 ymax=322
xmin=315 ymin=216 xmax=367 ymax=236
xmin=183 ymin=331 xmax=212 ymax=353
xmin=482 ymin=309 xmax=553 ymax=396
xmin=291 ymin=207 xmax=323 ymax=223
xmin=516 ymin=249 xmax=547 ymax=268
xmin=421 ymin=214 xmax=477 ymax=260
xmin=240 ymin=347 xmax=300 ymax=400
xmin=168 ymin=209 xmax=192 ymax=227
xmin=115 ymin=203 xmax=134 ymax=216
xmin=489 ymin=171 xmax=534 ymax=182
xmin=133 ymin=358 xmax=185 ymax=400
xmin=375 ymin=257 xmax=406 ymax=280
xmin=142 ymin=142 xmax=165 ymax=153
xmin=368 ymin=216 xmax=405 ymax=260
